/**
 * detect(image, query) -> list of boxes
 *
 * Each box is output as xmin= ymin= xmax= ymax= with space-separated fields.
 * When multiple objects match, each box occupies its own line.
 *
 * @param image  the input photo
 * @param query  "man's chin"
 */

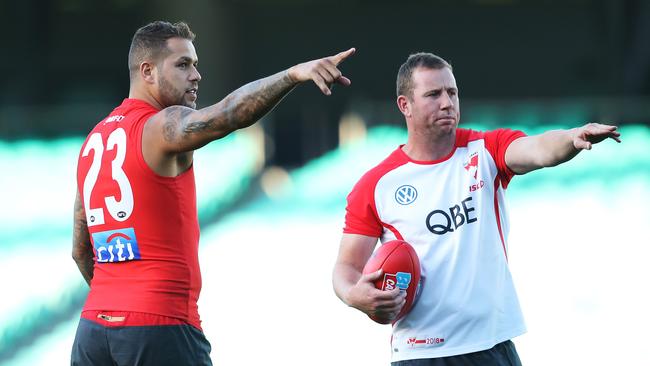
xmin=181 ymin=100 xmax=197 ymax=109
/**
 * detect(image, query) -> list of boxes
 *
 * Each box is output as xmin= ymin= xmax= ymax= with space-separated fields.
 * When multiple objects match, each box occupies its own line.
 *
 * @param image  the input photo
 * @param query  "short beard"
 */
xmin=158 ymin=74 xmax=194 ymax=109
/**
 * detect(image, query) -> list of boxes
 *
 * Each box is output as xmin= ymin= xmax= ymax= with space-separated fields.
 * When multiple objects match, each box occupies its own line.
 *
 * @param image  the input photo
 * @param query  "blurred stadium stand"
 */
xmin=1 ymin=0 xmax=650 ymax=365
xmin=3 ymin=0 xmax=650 ymax=163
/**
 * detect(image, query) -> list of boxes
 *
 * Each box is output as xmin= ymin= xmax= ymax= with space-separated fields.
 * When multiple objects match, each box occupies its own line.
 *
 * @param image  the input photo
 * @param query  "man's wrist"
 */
xmin=568 ymin=127 xmax=581 ymax=150
xmin=285 ymin=67 xmax=299 ymax=84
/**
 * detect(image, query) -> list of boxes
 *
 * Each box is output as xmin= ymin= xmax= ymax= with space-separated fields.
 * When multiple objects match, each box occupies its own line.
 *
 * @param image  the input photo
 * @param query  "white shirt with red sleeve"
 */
xmin=344 ymin=128 xmax=527 ymax=361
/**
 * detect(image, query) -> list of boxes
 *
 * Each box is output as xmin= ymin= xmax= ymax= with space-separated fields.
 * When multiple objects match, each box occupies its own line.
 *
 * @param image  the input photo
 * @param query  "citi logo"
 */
xmin=463 ymin=152 xmax=479 ymax=180
xmin=91 ymin=227 xmax=141 ymax=263
xmin=395 ymin=185 xmax=417 ymax=205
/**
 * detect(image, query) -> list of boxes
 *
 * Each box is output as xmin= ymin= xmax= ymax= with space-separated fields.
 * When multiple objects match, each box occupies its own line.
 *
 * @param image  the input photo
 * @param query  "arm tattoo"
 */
xmin=72 ymin=194 xmax=94 ymax=286
xmin=228 ymin=71 xmax=296 ymax=125
xmin=163 ymin=106 xmax=194 ymax=142
xmin=182 ymin=71 xmax=296 ymax=138
xmin=183 ymin=120 xmax=211 ymax=134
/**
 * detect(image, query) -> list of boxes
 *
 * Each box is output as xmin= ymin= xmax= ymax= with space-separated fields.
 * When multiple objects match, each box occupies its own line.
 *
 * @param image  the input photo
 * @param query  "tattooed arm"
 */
xmin=159 ymin=69 xmax=298 ymax=151
xmin=143 ymin=48 xmax=355 ymax=168
xmin=72 ymin=190 xmax=94 ymax=286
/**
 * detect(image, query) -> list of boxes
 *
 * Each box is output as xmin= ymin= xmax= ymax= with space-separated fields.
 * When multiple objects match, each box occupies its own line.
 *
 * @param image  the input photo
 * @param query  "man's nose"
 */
xmin=440 ymin=92 xmax=453 ymax=109
xmin=191 ymin=67 xmax=201 ymax=82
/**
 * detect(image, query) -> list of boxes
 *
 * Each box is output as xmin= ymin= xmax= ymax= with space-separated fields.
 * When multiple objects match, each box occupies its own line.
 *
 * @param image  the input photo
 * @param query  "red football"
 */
xmin=362 ymin=240 xmax=421 ymax=323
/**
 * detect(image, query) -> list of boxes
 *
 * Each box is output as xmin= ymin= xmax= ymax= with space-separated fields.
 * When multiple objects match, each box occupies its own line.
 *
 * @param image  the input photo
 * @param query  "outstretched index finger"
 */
xmin=331 ymin=48 xmax=356 ymax=66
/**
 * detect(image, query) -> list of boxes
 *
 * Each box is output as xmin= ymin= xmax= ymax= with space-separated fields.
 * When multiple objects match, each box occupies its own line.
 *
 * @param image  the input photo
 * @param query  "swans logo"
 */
xmin=395 ymin=185 xmax=418 ymax=205
xmin=91 ymin=227 xmax=141 ymax=263
xmin=463 ymin=152 xmax=479 ymax=180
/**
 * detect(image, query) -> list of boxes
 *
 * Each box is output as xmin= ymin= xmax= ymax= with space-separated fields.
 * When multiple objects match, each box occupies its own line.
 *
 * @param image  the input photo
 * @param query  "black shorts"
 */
xmin=391 ymin=340 xmax=522 ymax=366
xmin=71 ymin=318 xmax=212 ymax=366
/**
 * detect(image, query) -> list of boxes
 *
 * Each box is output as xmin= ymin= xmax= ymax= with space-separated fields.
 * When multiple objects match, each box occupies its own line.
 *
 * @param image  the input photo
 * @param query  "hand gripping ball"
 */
xmin=362 ymin=240 xmax=421 ymax=323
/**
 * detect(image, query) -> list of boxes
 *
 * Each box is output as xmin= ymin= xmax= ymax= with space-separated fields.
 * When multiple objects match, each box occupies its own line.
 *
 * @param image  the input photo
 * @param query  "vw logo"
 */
xmin=395 ymin=185 xmax=417 ymax=205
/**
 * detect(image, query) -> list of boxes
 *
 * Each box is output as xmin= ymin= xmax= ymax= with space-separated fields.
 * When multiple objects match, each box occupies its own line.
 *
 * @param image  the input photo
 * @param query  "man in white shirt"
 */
xmin=332 ymin=52 xmax=620 ymax=365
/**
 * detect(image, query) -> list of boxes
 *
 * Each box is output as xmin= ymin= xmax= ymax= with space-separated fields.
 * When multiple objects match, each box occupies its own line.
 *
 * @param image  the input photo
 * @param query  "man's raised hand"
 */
xmin=573 ymin=123 xmax=621 ymax=150
xmin=288 ymin=48 xmax=356 ymax=95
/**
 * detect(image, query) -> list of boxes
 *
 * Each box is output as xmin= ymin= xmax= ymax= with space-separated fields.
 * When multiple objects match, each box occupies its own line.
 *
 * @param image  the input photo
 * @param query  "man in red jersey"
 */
xmin=71 ymin=20 xmax=354 ymax=365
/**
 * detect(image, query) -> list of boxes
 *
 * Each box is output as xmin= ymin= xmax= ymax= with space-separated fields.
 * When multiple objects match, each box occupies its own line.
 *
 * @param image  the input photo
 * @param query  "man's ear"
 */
xmin=397 ymin=95 xmax=411 ymax=118
xmin=140 ymin=61 xmax=156 ymax=84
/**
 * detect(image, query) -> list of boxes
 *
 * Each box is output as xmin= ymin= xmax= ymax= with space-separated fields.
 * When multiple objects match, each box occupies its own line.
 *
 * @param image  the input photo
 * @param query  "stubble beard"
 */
xmin=158 ymin=74 xmax=195 ymax=109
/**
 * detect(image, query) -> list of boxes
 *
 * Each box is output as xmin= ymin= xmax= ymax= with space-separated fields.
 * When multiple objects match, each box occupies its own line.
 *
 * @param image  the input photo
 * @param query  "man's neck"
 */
xmin=402 ymin=128 xmax=456 ymax=161
xmin=128 ymin=85 xmax=164 ymax=110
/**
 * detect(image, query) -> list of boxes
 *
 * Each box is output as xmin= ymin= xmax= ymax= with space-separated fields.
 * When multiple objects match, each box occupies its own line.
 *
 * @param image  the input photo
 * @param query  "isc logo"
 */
xmin=91 ymin=227 xmax=141 ymax=263
xmin=469 ymin=180 xmax=485 ymax=192
xmin=383 ymin=272 xmax=412 ymax=291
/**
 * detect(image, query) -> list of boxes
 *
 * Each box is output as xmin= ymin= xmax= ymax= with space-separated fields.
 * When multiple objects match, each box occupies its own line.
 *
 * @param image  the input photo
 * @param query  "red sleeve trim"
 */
xmin=481 ymin=128 xmax=526 ymax=189
xmin=343 ymin=149 xmax=407 ymax=237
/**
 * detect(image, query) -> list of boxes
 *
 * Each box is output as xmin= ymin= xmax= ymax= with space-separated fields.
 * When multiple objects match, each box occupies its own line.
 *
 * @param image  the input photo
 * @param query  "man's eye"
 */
xmin=178 ymin=63 xmax=187 ymax=69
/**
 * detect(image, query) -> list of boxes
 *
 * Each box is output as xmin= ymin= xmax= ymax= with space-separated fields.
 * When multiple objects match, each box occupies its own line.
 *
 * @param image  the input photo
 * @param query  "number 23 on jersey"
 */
xmin=81 ymin=128 xmax=134 ymax=227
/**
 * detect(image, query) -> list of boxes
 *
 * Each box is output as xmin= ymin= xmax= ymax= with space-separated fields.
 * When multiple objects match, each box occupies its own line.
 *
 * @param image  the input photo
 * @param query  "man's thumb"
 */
xmin=363 ymin=269 xmax=383 ymax=282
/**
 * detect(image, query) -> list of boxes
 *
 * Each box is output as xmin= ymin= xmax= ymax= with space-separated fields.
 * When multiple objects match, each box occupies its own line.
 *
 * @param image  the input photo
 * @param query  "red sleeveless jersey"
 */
xmin=76 ymin=98 xmax=202 ymax=330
